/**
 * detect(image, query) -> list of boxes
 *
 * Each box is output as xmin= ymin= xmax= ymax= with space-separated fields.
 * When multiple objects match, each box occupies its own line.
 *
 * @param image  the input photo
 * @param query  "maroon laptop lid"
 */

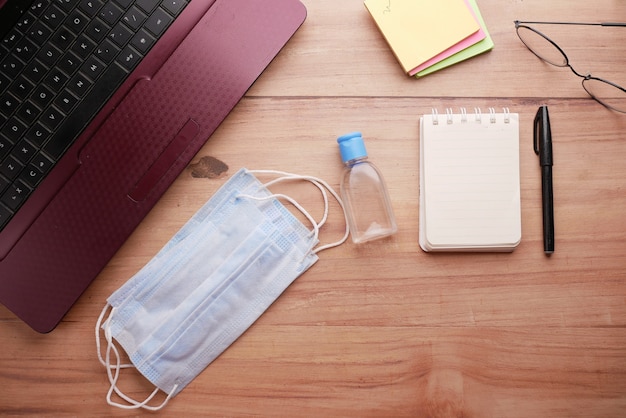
xmin=0 ymin=0 xmax=307 ymax=333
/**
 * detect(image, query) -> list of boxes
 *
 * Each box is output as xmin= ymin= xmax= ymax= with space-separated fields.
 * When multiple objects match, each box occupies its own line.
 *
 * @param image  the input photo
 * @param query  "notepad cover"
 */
xmin=364 ymin=0 xmax=481 ymax=74
xmin=419 ymin=109 xmax=521 ymax=252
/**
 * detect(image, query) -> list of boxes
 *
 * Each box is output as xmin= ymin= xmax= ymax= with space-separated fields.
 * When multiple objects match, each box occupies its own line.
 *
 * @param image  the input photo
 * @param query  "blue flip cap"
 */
xmin=337 ymin=132 xmax=368 ymax=163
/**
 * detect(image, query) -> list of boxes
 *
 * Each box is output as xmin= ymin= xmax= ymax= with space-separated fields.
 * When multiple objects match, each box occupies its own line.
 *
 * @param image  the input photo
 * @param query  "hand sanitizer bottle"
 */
xmin=337 ymin=132 xmax=397 ymax=243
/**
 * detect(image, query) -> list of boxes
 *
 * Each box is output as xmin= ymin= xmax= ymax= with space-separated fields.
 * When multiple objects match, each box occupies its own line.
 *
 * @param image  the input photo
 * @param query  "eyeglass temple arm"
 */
xmin=515 ymin=20 xmax=626 ymax=27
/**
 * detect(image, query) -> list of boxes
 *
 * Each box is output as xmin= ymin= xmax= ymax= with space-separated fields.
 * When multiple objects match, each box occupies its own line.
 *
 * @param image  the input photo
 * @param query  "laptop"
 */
xmin=0 ymin=0 xmax=307 ymax=333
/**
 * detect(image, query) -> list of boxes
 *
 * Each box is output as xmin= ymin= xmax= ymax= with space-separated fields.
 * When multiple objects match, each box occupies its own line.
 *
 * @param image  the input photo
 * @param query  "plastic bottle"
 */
xmin=337 ymin=132 xmax=397 ymax=243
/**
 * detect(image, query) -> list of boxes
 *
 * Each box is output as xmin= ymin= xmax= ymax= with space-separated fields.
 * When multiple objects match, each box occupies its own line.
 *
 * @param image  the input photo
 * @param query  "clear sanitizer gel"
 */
xmin=337 ymin=132 xmax=397 ymax=243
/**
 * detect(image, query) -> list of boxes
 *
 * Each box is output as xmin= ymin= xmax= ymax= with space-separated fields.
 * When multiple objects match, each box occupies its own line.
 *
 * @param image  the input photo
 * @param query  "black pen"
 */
xmin=533 ymin=106 xmax=555 ymax=255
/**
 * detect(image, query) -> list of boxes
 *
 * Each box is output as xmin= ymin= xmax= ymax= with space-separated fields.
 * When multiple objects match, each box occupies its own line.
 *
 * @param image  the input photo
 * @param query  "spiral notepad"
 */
xmin=419 ymin=108 xmax=521 ymax=252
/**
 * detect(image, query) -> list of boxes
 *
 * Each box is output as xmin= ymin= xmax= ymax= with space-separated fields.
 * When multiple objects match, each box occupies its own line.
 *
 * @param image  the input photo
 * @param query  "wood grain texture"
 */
xmin=1 ymin=0 xmax=626 ymax=416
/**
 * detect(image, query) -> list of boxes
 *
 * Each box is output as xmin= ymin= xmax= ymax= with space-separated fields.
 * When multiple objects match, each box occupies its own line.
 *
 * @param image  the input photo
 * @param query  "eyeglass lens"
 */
xmin=516 ymin=26 xmax=568 ymax=67
xmin=583 ymin=78 xmax=626 ymax=113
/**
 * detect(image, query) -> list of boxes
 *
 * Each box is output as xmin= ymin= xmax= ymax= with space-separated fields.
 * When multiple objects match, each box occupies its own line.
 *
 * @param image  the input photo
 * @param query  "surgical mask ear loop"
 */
xmin=95 ymin=304 xmax=178 ymax=411
xmin=237 ymin=192 xmax=321 ymax=244
xmin=245 ymin=170 xmax=350 ymax=252
xmin=261 ymin=176 xmax=330 ymax=229
xmin=96 ymin=305 xmax=133 ymax=370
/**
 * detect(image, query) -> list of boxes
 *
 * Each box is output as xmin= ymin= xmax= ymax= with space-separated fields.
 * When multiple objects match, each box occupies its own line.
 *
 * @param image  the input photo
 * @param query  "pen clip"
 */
xmin=533 ymin=106 xmax=544 ymax=156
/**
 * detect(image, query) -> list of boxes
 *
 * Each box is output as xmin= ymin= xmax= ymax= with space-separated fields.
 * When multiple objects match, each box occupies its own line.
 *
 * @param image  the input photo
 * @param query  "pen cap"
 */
xmin=337 ymin=132 xmax=368 ymax=163
xmin=534 ymin=106 xmax=553 ymax=166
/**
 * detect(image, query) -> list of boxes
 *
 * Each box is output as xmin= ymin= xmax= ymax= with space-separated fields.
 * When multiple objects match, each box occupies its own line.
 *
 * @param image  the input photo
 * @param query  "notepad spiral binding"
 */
xmin=431 ymin=108 xmax=511 ymax=125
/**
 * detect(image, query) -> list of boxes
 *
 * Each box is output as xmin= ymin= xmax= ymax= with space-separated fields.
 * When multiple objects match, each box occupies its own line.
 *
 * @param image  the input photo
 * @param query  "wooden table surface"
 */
xmin=2 ymin=0 xmax=626 ymax=416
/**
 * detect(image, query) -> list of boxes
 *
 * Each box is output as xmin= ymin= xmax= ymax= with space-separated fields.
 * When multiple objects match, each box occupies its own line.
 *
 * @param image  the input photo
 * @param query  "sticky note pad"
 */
xmin=415 ymin=0 xmax=494 ymax=77
xmin=364 ymin=0 xmax=481 ymax=75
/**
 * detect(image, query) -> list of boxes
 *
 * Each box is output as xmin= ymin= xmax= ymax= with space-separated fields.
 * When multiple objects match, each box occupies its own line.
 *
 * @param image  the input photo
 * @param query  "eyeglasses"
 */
xmin=514 ymin=20 xmax=626 ymax=113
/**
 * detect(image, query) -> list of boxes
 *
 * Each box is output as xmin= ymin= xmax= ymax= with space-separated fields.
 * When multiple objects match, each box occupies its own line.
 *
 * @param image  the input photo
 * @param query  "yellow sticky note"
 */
xmin=364 ymin=0 xmax=480 ymax=74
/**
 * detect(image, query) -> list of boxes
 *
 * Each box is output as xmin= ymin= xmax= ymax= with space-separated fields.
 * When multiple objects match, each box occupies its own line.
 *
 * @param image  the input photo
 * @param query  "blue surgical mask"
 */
xmin=96 ymin=168 xmax=348 ymax=410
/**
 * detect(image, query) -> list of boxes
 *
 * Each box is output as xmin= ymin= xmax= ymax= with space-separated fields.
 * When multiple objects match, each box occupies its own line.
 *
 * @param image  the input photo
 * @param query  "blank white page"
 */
xmin=419 ymin=109 xmax=521 ymax=251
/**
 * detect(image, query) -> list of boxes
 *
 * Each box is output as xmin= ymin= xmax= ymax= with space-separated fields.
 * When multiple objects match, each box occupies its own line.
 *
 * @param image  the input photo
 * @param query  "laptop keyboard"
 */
xmin=0 ymin=0 xmax=189 ymax=231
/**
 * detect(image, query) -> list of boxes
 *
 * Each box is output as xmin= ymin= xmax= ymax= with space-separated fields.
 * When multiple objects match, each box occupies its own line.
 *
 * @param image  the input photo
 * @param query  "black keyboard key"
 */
xmin=71 ymin=35 xmax=96 ymax=60
xmin=0 ymin=92 xmax=19 ymax=116
xmin=36 ymin=43 xmax=63 ymax=67
xmin=1 ymin=55 xmax=25 ymax=79
xmin=32 ymin=85 xmax=54 ymax=108
xmin=94 ymin=38 xmax=120 ymax=63
xmin=0 ymin=155 xmax=24 ymax=180
xmin=41 ymin=106 xmax=65 ymax=131
xmin=30 ymin=2 xmax=48 ymax=17
xmin=81 ymin=55 xmax=106 ymax=80
xmin=20 ymin=162 xmax=46 ymax=188
xmin=131 ymin=28 xmax=155 ymax=54
xmin=1 ymin=180 xmax=32 ymax=211
xmin=67 ymin=72 xmax=93 ymax=97
xmin=99 ymin=2 xmax=123 ymax=25
xmin=44 ymin=69 xmax=69 ymax=92
xmin=30 ymin=152 xmax=54 ymax=174
xmin=144 ymin=8 xmax=172 ymax=37
xmin=66 ymin=9 xmax=91 ymax=34
xmin=85 ymin=18 xmax=110 ymax=42
xmin=12 ymin=139 xmax=37 ymax=164
xmin=25 ymin=122 xmax=50 ymax=147
xmin=10 ymin=76 xmax=35 ymax=101
xmin=122 ymin=7 xmax=147 ymax=31
xmin=50 ymin=27 xmax=76 ymax=51
xmin=117 ymin=45 xmax=141 ymax=70
xmin=17 ymin=101 xmax=41 ymax=125
xmin=108 ymin=22 xmax=133 ymax=47
xmin=55 ymin=90 xmax=79 ymax=114
xmin=41 ymin=4 xmax=67 ymax=31
xmin=16 ymin=12 xmax=36 ymax=34
xmin=28 ymin=21 xmax=52 ymax=46
xmin=58 ymin=50 xmax=83 ymax=76
xmin=14 ymin=38 xmax=38 ymax=63
xmin=27 ymin=21 xmax=53 ymax=46
xmin=79 ymin=0 xmax=105 ymax=18
xmin=2 ymin=29 xmax=22 ymax=51
xmin=23 ymin=59 xmax=47 ymax=83
xmin=1 ymin=117 xmax=27 ymax=142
